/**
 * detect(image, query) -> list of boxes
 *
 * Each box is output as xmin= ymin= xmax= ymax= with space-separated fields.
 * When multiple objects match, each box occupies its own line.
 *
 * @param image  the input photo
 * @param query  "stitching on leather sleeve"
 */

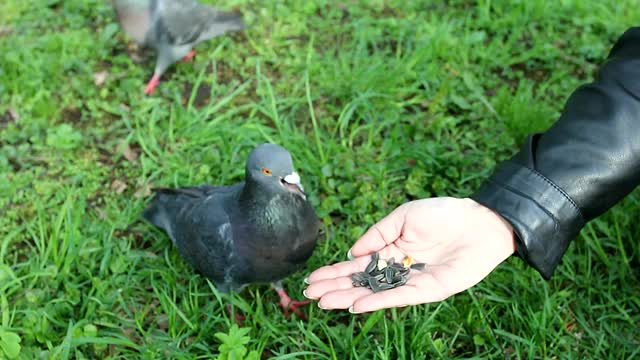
xmin=485 ymin=178 xmax=560 ymax=231
xmin=507 ymin=161 xmax=584 ymax=221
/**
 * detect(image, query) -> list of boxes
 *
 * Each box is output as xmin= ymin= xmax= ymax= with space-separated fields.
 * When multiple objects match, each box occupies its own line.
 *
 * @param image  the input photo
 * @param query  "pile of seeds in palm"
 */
xmin=350 ymin=252 xmax=426 ymax=293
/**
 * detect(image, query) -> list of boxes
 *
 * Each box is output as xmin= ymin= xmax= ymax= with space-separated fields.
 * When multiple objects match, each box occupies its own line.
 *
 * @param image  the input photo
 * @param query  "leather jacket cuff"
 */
xmin=470 ymin=160 xmax=586 ymax=279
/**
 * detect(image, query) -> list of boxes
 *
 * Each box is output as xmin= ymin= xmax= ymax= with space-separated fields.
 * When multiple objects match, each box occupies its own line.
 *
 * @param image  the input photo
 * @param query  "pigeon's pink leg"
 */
xmin=182 ymin=50 xmax=196 ymax=62
xmin=144 ymin=74 xmax=161 ymax=95
xmin=272 ymin=282 xmax=310 ymax=319
xmin=225 ymin=304 xmax=246 ymax=326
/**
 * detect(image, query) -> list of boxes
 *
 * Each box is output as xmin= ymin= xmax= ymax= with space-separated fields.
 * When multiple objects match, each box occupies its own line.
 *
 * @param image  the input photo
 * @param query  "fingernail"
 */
xmin=318 ymin=302 xmax=326 ymax=310
xmin=303 ymin=289 xmax=319 ymax=300
xmin=303 ymin=277 xmax=310 ymax=285
xmin=348 ymin=306 xmax=357 ymax=314
xmin=347 ymin=249 xmax=354 ymax=260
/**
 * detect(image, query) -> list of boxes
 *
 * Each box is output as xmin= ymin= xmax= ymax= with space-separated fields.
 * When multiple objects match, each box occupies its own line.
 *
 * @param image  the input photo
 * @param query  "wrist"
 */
xmin=490 ymin=208 xmax=517 ymax=255
xmin=465 ymin=198 xmax=517 ymax=254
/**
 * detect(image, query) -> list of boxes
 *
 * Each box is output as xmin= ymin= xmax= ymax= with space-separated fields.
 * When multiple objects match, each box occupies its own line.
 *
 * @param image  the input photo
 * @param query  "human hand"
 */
xmin=303 ymin=197 xmax=516 ymax=313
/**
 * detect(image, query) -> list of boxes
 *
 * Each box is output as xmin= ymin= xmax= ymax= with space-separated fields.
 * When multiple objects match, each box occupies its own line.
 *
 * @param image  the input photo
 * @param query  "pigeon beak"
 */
xmin=282 ymin=171 xmax=306 ymax=199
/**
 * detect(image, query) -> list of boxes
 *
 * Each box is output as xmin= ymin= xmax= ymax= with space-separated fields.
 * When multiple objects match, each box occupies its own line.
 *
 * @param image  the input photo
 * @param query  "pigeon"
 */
xmin=142 ymin=143 xmax=320 ymax=318
xmin=112 ymin=0 xmax=245 ymax=95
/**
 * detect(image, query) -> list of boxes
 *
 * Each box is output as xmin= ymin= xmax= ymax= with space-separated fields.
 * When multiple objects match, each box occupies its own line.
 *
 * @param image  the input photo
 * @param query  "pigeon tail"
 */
xmin=142 ymin=188 xmax=194 ymax=243
xmin=200 ymin=10 xmax=246 ymax=41
xmin=143 ymin=186 xmax=215 ymax=236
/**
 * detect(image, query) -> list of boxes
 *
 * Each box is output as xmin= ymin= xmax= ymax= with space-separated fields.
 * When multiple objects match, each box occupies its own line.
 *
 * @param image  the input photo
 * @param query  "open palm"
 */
xmin=303 ymin=197 xmax=516 ymax=313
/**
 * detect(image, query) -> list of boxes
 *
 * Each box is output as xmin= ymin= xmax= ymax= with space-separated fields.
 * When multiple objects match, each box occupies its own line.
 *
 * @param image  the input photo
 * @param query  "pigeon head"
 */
xmin=245 ymin=143 xmax=306 ymax=199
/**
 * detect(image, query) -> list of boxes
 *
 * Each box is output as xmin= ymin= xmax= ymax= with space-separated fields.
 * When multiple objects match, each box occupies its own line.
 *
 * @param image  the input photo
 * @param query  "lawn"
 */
xmin=1 ymin=0 xmax=639 ymax=358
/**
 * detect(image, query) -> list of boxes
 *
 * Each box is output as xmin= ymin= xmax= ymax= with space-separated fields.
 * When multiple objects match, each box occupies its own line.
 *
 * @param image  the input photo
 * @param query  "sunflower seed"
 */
xmin=377 ymin=283 xmax=395 ymax=290
xmin=394 ymin=276 xmax=408 ymax=287
xmin=402 ymin=256 xmax=415 ymax=267
xmin=384 ymin=267 xmax=395 ymax=283
xmin=350 ymin=272 xmax=366 ymax=283
xmin=368 ymin=276 xmax=382 ymax=292
xmin=365 ymin=258 xmax=377 ymax=273
xmin=392 ymin=273 xmax=404 ymax=283
xmin=351 ymin=252 xmax=424 ymax=292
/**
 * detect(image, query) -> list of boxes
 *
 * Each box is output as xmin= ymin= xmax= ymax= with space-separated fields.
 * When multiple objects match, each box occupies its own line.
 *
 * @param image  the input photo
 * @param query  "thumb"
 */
xmin=349 ymin=205 xmax=406 ymax=258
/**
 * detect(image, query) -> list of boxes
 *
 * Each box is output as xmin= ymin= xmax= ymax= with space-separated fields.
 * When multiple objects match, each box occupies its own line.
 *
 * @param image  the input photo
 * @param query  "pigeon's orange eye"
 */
xmin=261 ymin=168 xmax=272 ymax=175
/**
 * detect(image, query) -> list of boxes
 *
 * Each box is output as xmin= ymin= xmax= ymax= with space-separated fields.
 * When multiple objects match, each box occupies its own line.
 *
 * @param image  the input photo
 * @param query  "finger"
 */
xmin=351 ymin=275 xmax=450 ymax=313
xmin=349 ymin=207 xmax=405 ymax=257
xmin=306 ymin=257 xmax=372 ymax=283
xmin=349 ymin=286 xmax=421 ymax=313
xmin=317 ymin=287 xmax=374 ymax=309
xmin=304 ymin=276 xmax=355 ymax=299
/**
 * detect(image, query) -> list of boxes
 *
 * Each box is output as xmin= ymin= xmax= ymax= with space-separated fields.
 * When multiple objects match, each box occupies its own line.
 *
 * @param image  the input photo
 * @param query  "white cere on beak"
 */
xmin=284 ymin=172 xmax=304 ymax=191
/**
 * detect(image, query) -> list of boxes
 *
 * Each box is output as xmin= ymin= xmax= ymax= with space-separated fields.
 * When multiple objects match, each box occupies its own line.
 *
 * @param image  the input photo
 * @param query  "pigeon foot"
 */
xmin=182 ymin=50 xmax=196 ymax=62
xmin=144 ymin=74 xmax=161 ymax=95
xmin=225 ymin=304 xmax=246 ymax=326
xmin=272 ymin=282 xmax=310 ymax=319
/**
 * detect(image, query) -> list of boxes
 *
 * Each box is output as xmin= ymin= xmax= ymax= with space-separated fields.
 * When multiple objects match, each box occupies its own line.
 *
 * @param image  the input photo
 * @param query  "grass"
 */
xmin=1 ymin=0 xmax=639 ymax=358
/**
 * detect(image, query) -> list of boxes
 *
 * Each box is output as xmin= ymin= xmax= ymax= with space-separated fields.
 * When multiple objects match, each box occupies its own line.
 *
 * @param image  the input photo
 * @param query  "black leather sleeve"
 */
xmin=470 ymin=27 xmax=640 ymax=279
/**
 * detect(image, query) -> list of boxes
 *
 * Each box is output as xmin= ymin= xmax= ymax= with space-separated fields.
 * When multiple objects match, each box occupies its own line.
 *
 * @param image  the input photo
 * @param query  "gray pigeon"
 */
xmin=112 ymin=0 xmax=245 ymax=95
xmin=142 ymin=143 xmax=320 ymax=318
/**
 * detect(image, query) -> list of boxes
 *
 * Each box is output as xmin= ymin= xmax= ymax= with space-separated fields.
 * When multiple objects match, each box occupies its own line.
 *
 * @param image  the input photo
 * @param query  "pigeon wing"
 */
xmin=172 ymin=196 xmax=236 ymax=288
xmin=155 ymin=0 xmax=245 ymax=46
xmin=143 ymin=183 xmax=243 ymax=289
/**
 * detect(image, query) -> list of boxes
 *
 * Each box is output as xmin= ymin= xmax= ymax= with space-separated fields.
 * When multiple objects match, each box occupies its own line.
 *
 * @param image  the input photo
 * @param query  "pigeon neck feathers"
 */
xmin=238 ymin=177 xmax=305 ymax=223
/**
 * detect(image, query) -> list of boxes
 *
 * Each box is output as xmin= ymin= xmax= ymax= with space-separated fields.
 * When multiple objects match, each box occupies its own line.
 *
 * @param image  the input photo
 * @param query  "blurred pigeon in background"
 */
xmin=112 ymin=0 xmax=245 ymax=95
xmin=143 ymin=143 xmax=320 ymax=319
